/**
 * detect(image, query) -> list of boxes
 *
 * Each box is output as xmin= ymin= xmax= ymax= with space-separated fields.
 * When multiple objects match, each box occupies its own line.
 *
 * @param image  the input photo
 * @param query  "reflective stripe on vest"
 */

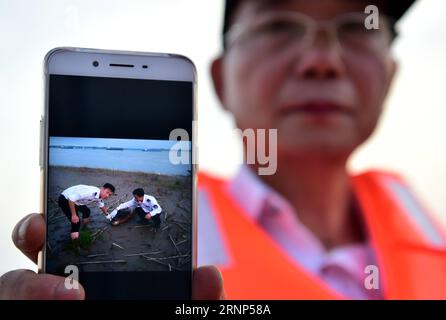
xmin=353 ymin=171 xmax=446 ymax=299
xmin=199 ymin=170 xmax=446 ymax=299
xmin=197 ymin=190 xmax=230 ymax=266
xmin=381 ymin=175 xmax=445 ymax=248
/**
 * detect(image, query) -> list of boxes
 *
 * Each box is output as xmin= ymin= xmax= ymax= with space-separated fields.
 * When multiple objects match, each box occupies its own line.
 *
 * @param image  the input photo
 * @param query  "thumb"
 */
xmin=192 ymin=265 xmax=225 ymax=300
xmin=0 ymin=269 xmax=85 ymax=300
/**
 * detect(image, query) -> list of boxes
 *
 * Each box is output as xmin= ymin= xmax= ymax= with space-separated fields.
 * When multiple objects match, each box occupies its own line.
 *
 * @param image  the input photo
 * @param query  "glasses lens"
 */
xmin=259 ymin=16 xmax=305 ymax=36
xmin=227 ymin=12 xmax=392 ymax=54
xmin=235 ymin=14 xmax=308 ymax=47
xmin=337 ymin=16 xmax=390 ymax=52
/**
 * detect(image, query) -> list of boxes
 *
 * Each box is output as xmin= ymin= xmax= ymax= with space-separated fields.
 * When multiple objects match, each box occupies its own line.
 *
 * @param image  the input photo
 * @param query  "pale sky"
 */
xmin=0 ymin=0 xmax=445 ymax=275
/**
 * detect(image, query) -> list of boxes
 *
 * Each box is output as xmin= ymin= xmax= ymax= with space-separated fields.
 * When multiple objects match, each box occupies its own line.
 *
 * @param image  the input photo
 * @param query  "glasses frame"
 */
xmin=224 ymin=11 xmax=396 ymax=53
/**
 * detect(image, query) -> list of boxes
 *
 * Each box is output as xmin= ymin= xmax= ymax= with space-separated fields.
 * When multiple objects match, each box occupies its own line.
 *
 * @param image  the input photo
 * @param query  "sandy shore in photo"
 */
xmin=46 ymin=166 xmax=192 ymax=273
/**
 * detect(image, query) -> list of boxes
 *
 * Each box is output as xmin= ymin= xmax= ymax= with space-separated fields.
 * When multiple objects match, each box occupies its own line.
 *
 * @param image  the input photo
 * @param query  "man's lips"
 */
xmin=279 ymin=101 xmax=354 ymax=116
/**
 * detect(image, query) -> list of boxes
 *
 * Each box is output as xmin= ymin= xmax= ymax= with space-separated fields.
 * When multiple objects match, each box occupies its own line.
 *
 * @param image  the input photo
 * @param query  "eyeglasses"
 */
xmin=225 ymin=11 xmax=395 ymax=54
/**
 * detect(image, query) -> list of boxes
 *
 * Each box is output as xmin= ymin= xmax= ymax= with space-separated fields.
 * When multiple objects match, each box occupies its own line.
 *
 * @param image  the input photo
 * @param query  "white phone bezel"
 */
xmin=39 ymin=47 xmax=197 ymax=299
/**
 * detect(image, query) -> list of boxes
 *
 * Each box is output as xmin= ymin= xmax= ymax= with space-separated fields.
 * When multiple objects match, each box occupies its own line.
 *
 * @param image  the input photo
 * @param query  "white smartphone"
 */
xmin=39 ymin=47 xmax=196 ymax=299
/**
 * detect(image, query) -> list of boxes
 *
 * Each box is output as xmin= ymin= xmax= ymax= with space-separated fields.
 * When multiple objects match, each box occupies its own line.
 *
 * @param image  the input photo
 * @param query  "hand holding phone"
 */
xmin=0 ymin=213 xmax=223 ymax=299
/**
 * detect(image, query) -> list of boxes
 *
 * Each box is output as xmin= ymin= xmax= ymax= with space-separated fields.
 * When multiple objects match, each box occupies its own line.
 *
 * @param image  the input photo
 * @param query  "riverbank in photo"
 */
xmin=46 ymin=166 xmax=192 ymax=273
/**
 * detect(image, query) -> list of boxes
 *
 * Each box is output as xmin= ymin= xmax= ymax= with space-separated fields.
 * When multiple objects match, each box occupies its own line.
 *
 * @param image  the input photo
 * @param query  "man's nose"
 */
xmin=293 ymin=30 xmax=346 ymax=80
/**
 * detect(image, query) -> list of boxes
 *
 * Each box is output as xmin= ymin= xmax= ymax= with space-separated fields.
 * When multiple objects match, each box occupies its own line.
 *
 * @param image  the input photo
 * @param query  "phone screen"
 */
xmin=44 ymin=74 xmax=194 ymax=299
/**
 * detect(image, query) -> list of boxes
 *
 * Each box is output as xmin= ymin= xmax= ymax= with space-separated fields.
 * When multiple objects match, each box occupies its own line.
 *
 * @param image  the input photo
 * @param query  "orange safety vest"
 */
xmin=198 ymin=170 xmax=446 ymax=299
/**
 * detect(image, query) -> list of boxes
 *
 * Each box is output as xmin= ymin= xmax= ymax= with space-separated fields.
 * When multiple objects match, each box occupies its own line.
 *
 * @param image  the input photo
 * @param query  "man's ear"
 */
xmin=390 ymin=58 xmax=397 ymax=84
xmin=210 ymin=56 xmax=228 ymax=111
xmin=385 ymin=57 xmax=398 ymax=97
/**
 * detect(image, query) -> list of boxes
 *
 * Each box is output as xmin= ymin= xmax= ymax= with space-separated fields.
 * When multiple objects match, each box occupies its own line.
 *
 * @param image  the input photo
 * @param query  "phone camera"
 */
xmin=92 ymin=61 xmax=99 ymax=67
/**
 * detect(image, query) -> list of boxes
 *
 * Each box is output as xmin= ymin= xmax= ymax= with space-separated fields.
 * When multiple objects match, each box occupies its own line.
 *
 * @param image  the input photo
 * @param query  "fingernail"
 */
xmin=55 ymin=279 xmax=83 ymax=300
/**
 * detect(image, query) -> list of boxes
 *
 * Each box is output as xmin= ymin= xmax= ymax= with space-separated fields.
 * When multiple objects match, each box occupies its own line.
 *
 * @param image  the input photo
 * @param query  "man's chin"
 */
xmin=277 ymin=138 xmax=357 ymax=161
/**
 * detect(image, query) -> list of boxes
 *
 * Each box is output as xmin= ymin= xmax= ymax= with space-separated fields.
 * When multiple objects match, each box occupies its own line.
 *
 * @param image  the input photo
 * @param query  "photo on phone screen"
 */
xmin=42 ymin=50 xmax=195 ymax=299
xmin=47 ymin=137 xmax=192 ymax=272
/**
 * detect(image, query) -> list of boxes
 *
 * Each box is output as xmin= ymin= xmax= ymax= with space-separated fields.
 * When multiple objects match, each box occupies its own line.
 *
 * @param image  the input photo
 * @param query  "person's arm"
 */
xmin=65 ymin=191 xmax=84 ymax=224
xmin=150 ymin=204 xmax=162 ymax=215
xmin=116 ymin=199 xmax=136 ymax=211
xmin=100 ymin=206 xmax=108 ymax=215
xmin=68 ymin=200 xmax=79 ymax=224
xmin=106 ymin=199 xmax=136 ymax=220
xmin=97 ymin=197 xmax=111 ymax=215
xmin=148 ymin=196 xmax=162 ymax=215
xmin=0 ymin=213 xmax=224 ymax=299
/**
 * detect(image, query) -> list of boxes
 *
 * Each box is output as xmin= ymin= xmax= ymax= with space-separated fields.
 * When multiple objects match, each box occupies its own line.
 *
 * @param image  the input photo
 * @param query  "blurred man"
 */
xmin=59 ymin=183 xmax=115 ymax=240
xmin=107 ymin=188 xmax=162 ymax=229
xmin=2 ymin=0 xmax=445 ymax=301
xmin=198 ymin=0 xmax=446 ymax=299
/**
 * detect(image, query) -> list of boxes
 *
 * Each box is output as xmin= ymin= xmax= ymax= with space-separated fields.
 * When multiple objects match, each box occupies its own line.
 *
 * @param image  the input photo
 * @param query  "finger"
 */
xmin=192 ymin=265 xmax=225 ymax=300
xmin=12 ymin=214 xmax=46 ymax=264
xmin=0 ymin=269 xmax=85 ymax=300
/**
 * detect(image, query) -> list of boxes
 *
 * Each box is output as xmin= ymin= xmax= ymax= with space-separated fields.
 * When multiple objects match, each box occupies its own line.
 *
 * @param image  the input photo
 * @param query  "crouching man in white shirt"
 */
xmin=107 ymin=188 xmax=162 ymax=229
xmin=58 ymin=183 xmax=115 ymax=241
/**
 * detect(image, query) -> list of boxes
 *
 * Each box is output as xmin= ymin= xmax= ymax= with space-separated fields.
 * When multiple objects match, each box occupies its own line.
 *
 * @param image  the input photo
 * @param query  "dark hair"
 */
xmin=222 ymin=0 xmax=241 ymax=48
xmin=103 ymin=183 xmax=115 ymax=193
xmin=133 ymin=188 xmax=145 ymax=197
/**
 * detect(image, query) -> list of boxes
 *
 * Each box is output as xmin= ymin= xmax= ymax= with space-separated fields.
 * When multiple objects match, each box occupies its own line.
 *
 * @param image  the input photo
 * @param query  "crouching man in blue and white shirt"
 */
xmin=107 ymin=188 xmax=162 ymax=229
